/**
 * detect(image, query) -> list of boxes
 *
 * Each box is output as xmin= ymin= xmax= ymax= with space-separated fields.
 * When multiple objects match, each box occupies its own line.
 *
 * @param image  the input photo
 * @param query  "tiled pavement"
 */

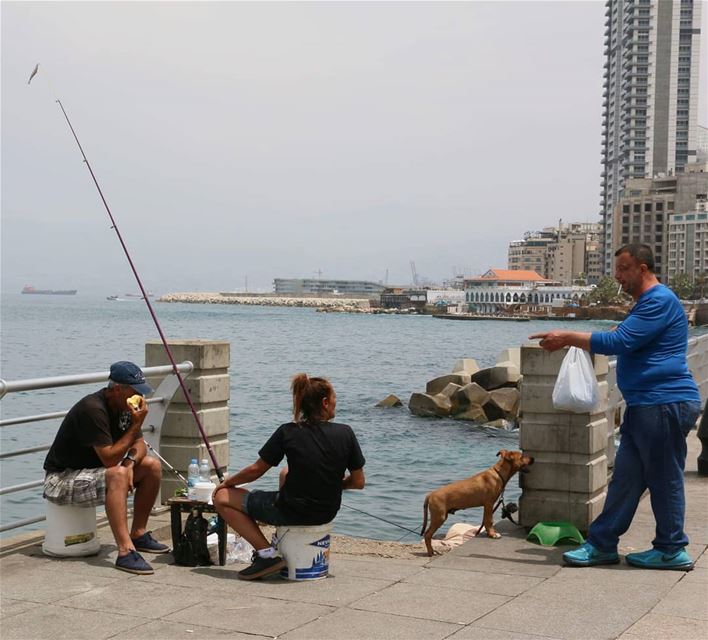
xmin=1 ymin=435 xmax=706 ymax=640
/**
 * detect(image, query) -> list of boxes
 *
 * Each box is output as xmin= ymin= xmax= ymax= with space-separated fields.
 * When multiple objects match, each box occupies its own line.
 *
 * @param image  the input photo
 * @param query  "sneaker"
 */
xmin=238 ymin=551 xmax=286 ymax=580
xmin=116 ymin=550 xmax=154 ymax=575
xmin=563 ymin=542 xmax=619 ymax=567
xmin=625 ymin=548 xmax=694 ymax=571
xmin=131 ymin=531 xmax=170 ymax=554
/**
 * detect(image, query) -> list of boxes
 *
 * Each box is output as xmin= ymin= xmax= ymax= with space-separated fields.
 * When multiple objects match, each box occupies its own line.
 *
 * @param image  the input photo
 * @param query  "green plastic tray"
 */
xmin=527 ymin=521 xmax=585 ymax=546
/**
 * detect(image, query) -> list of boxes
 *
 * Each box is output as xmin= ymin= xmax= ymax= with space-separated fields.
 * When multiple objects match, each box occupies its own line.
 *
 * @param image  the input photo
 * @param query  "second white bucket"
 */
xmin=276 ymin=522 xmax=332 ymax=581
xmin=42 ymin=501 xmax=101 ymax=557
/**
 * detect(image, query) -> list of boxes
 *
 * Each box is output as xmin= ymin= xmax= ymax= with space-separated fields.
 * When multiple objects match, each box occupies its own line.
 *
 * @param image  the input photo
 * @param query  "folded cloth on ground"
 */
xmin=431 ymin=522 xmax=480 ymax=552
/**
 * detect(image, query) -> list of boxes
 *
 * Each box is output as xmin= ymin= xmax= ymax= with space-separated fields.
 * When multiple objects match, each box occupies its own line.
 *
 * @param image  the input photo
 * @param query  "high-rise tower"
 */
xmin=600 ymin=0 xmax=703 ymax=274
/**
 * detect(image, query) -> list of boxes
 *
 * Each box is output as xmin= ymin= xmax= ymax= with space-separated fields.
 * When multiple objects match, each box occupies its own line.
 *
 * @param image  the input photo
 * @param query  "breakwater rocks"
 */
xmin=158 ymin=292 xmax=372 ymax=312
xmin=408 ymin=349 xmax=521 ymax=426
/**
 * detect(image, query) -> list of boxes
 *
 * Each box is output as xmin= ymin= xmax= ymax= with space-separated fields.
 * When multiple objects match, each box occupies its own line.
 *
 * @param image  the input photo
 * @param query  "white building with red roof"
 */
xmin=464 ymin=269 xmax=594 ymax=314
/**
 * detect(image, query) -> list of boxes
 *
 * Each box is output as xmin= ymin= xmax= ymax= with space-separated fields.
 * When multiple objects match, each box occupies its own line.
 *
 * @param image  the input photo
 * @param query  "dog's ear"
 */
xmin=496 ymin=449 xmax=507 ymax=458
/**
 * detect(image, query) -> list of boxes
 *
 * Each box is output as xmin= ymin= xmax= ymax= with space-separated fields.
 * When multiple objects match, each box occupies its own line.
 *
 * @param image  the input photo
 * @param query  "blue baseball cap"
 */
xmin=109 ymin=361 xmax=153 ymax=396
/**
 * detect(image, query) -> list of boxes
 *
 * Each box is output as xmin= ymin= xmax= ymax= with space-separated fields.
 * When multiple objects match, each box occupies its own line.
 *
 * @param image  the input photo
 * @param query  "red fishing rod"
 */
xmin=30 ymin=66 xmax=224 ymax=482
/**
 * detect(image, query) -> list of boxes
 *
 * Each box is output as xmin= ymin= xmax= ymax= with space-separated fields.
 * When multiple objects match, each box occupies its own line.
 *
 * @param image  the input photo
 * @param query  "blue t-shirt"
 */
xmin=590 ymin=284 xmax=699 ymax=407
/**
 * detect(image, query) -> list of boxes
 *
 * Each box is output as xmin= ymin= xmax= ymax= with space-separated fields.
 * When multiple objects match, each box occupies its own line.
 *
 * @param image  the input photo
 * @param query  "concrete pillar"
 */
xmin=145 ymin=340 xmax=230 ymax=501
xmin=518 ymin=344 xmax=609 ymax=533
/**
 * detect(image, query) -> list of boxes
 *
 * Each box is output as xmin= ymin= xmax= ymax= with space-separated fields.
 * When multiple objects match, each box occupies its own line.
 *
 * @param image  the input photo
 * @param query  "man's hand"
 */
xmin=529 ymin=331 xmax=567 ymax=352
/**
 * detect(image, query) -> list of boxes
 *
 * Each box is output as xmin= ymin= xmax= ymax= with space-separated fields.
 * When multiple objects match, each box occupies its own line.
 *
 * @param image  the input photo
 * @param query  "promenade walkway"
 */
xmin=1 ymin=435 xmax=706 ymax=640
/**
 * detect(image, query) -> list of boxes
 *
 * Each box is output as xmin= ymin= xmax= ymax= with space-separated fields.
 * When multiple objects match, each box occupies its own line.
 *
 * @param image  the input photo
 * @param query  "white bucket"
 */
xmin=42 ymin=501 xmax=100 ymax=557
xmin=276 ymin=522 xmax=332 ymax=581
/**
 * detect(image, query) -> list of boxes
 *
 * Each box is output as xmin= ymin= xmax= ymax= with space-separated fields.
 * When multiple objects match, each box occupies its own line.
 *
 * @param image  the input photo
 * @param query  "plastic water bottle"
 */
xmin=187 ymin=458 xmax=199 ymax=500
xmin=199 ymin=459 xmax=211 ymax=483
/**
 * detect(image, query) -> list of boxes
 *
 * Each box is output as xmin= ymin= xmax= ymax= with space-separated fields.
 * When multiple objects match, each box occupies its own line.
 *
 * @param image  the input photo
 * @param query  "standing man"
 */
xmin=531 ymin=244 xmax=701 ymax=570
xmin=43 ymin=361 xmax=169 ymax=574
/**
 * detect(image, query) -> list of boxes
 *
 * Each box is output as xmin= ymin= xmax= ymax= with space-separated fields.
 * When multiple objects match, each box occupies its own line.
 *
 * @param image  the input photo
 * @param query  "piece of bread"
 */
xmin=127 ymin=395 xmax=143 ymax=410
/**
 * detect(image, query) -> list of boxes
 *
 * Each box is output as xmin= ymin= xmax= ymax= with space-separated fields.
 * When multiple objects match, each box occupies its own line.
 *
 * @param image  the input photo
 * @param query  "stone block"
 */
xmin=452 ymin=358 xmax=480 ymax=375
xmin=409 ymin=392 xmax=452 ymax=417
xmin=160 ymin=406 xmax=230 ymax=438
xmin=519 ymin=415 xmax=609 ymax=455
xmin=452 ymin=404 xmax=488 ymax=422
xmin=521 ymin=343 xmax=608 ymax=377
xmin=470 ymin=365 xmax=521 ymax=391
xmin=520 ymin=379 xmax=608 ymax=415
xmin=148 ymin=373 xmax=230 ymax=405
xmin=426 ymin=374 xmax=472 ymax=395
xmin=452 ymin=382 xmax=490 ymax=411
xmin=145 ymin=340 xmax=230 ymax=371
xmin=519 ymin=488 xmax=607 ymax=532
xmin=519 ymin=452 xmax=608 ymax=493
xmin=376 ymin=394 xmax=403 ymax=408
xmin=496 ymin=347 xmax=521 ymax=368
xmin=489 ymin=387 xmax=520 ymax=415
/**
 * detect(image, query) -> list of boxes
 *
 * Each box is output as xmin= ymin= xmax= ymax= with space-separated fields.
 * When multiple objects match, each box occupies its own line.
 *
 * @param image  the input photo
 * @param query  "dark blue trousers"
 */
xmin=587 ymin=401 xmax=701 ymax=554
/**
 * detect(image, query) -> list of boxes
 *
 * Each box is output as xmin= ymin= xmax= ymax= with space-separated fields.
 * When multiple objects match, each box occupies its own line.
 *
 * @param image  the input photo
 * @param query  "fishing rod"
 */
xmin=29 ymin=65 xmax=224 ymax=482
xmin=146 ymin=442 xmax=188 ymax=486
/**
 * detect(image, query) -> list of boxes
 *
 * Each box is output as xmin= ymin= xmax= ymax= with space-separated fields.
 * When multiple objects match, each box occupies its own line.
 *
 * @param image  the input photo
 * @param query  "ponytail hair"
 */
xmin=291 ymin=373 xmax=334 ymax=424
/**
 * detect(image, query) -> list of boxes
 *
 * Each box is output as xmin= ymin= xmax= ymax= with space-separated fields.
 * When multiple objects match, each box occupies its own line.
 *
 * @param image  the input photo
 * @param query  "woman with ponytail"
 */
xmin=213 ymin=373 xmax=365 ymax=580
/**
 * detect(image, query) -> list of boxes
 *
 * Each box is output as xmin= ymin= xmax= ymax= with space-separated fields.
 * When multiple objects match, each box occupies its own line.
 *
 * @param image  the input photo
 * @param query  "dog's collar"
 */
xmin=493 ymin=466 xmax=510 ymax=489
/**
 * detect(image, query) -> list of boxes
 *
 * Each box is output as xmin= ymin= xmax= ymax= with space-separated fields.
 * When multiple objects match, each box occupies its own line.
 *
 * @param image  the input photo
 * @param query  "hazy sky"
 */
xmin=2 ymin=1 xmax=707 ymax=294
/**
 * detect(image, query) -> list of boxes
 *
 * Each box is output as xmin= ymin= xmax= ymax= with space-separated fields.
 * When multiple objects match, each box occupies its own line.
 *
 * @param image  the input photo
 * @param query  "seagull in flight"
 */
xmin=27 ymin=64 xmax=39 ymax=85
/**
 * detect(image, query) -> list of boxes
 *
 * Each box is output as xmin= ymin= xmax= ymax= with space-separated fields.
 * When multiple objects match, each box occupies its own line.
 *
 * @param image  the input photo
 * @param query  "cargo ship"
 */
xmin=21 ymin=285 xmax=77 ymax=295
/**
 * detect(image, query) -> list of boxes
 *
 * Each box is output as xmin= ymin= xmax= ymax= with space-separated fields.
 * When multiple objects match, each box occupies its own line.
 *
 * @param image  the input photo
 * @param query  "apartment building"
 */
xmin=612 ymin=166 xmax=708 ymax=280
xmin=599 ymin=0 xmax=703 ymax=274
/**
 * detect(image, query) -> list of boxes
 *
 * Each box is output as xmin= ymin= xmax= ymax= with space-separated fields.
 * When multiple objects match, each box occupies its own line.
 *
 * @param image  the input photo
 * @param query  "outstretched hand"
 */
xmin=529 ymin=331 xmax=566 ymax=352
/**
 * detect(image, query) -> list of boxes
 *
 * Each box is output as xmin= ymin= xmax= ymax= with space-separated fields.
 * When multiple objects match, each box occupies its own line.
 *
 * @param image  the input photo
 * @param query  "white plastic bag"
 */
xmin=552 ymin=347 xmax=599 ymax=413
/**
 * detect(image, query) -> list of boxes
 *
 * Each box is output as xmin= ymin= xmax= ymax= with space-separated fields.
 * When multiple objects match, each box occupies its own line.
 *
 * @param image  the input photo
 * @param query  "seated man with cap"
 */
xmin=43 ymin=361 xmax=169 ymax=574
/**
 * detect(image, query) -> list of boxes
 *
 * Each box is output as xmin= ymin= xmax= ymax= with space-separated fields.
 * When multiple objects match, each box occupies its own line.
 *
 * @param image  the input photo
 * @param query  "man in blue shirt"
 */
xmin=531 ymin=244 xmax=701 ymax=571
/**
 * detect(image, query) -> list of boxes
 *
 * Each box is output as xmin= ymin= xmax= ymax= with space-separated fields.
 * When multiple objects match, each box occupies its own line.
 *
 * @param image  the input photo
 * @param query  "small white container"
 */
xmin=193 ymin=481 xmax=216 ymax=503
xmin=42 ymin=501 xmax=101 ymax=557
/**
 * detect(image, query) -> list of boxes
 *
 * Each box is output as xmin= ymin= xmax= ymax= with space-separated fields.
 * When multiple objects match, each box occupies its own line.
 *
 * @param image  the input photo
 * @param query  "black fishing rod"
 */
xmin=30 ymin=66 xmax=224 ymax=482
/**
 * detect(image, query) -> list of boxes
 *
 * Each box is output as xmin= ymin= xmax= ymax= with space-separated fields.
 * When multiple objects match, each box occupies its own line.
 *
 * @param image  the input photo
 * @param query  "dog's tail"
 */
xmin=420 ymin=495 xmax=429 ymax=536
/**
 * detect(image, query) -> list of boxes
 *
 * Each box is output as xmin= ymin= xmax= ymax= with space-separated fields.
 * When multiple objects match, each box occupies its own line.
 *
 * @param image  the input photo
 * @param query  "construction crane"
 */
xmin=410 ymin=261 xmax=419 ymax=287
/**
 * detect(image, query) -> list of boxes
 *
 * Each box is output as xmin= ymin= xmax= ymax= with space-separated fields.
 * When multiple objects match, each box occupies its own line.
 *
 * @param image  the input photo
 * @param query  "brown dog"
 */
xmin=421 ymin=449 xmax=534 ymax=556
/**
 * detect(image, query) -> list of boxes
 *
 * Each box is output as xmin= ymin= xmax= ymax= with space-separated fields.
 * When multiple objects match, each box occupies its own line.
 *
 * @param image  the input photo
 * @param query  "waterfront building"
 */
xmin=508 ymin=230 xmax=556 ymax=276
xmin=612 ymin=166 xmax=708 ymax=280
xmin=464 ymin=269 xmax=594 ymax=315
xmin=599 ymin=0 xmax=703 ymax=275
xmin=273 ymin=278 xmax=385 ymax=297
xmin=380 ymin=288 xmax=428 ymax=310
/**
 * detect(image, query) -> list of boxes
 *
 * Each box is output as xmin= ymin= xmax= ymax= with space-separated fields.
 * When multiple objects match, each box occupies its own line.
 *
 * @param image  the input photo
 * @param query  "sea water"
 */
xmin=0 ymin=293 xmax=628 ymax=540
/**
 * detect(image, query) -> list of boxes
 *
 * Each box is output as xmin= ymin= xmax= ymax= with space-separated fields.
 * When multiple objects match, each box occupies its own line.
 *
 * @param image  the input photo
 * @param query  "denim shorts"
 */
xmin=243 ymin=490 xmax=301 ymax=526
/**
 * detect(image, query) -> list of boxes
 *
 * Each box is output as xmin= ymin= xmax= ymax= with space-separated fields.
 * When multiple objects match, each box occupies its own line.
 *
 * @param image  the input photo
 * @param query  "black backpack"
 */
xmin=173 ymin=508 xmax=212 ymax=567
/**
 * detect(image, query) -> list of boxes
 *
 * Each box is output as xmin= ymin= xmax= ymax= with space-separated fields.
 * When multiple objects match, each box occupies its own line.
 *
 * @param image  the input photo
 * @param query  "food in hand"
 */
xmin=127 ymin=395 xmax=143 ymax=410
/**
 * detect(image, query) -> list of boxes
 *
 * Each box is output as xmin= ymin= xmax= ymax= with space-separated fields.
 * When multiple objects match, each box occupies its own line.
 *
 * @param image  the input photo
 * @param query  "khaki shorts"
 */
xmin=43 ymin=468 xmax=107 ymax=507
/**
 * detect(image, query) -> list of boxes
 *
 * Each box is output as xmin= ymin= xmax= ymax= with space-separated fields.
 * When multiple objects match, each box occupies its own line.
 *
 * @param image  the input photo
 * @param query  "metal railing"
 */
xmin=0 ymin=362 xmax=193 ymax=534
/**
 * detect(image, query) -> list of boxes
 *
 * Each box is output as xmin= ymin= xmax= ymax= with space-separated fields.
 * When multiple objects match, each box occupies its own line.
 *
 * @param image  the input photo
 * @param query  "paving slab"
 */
xmin=279 ymin=607 xmax=461 ymax=640
xmin=433 ymin=551 xmax=562 ymax=578
xmin=349 ymin=581 xmax=509 ymax=625
xmin=469 ymin=576 xmax=667 ymax=640
xmin=0 ymin=598 xmax=42 ymax=620
xmin=329 ymin=556 xmax=428 ymax=581
xmin=123 ymin=618 xmax=269 ymax=639
xmin=618 ymin=612 xmax=708 ymax=640
xmin=449 ymin=626 xmax=564 ymax=640
xmin=553 ymin=564 xmax=683 ymax=588
xmin=164 ymin=594 xmax=333 ymax=637
xmin=55 ymin=579 xmax=208 ymax=619
xmin=0 ymin=565 xmax=121 ymax=604
xmin=403 ymin=565 xmax=543 ymax=597
xmin=652 ymin=575 xmax=708 ymax=621
xmin=0 ymin=603 xmax=150 ymax=640
xmin=236 ymin=572 xmax=396 ymax=607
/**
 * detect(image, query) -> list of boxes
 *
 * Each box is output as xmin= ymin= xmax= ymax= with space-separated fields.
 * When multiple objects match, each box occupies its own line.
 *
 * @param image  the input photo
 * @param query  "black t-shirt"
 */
xmin=44 ymin=390 xmax=127 ymax=472
xmin=259 ymin=421 xmax=366 ymax=525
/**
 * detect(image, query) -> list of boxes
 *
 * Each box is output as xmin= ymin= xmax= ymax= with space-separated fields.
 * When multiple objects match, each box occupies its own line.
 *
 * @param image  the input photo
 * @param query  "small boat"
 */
xmin=433 ymin=313 xmax=530 ymax=322
xmin=22 ymin=285 xmax=77 ymax=296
